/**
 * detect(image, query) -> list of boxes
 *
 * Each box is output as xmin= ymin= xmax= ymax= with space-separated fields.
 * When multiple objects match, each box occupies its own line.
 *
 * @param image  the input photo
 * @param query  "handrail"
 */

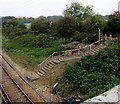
xmin=38 ymin=39 xmax=103 ymax=68
xmin=38 ymin=52 xmax=56 ymax=67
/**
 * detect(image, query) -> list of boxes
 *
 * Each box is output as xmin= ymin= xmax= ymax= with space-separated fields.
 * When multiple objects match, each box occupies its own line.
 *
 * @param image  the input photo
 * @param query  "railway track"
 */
xmin=2 ymin=67 xmax=34 ymax=103
xmin=0 ymin=54 xmax=47 ymax=103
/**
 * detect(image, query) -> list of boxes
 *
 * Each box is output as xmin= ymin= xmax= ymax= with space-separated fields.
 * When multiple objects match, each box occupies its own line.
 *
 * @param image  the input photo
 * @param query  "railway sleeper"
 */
xmin=4 ymin=88 xmax=19 ymax=94
xmin=2 ymin=81 xmax=14 ymax=86
xmin=3 ymin=84 xmax=18 ymax=91
xmin=11 ymin=95 xmax=27 ymax=102
xmin=6 ymin=89 xmax=21 ymax=95
xmin=8 ymin=92 xmax=24 ymax=98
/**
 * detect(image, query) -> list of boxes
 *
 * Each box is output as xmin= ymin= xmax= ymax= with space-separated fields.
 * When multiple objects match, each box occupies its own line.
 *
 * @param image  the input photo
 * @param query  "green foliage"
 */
xmin=63 ymin=2 xmax=94 ymax=18
xmin=81 ymin=15 xmax=106 ymax=33
xmin=56 ymin=17 xmax=76 ymax=38
xmin=60 ymin=41 xmax=120 ymax=99
xmin=2 ymin=34 xmax=69 ymax=69
xmin=2 ymin=16 xmax=27 ymax=38
xmin=104 ymin=12 xmax=120 ymax=37
xmin=71 ymin=32 xmax=97 ymax=44
xmin=47 ymin=16 xmax=63 ymax=22
xmin=31 ymin=19 xmax=51 ymax=35
xmin=17 ymin=17 xmax=35 ymax=23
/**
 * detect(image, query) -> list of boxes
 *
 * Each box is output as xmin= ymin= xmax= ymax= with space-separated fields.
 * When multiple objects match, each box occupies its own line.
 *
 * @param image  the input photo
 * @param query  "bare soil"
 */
xmin=4 ymin=52 xmax=81 ymax=102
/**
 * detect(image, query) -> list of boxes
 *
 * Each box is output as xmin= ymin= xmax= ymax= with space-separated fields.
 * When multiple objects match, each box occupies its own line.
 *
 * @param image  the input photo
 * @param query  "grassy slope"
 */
xmin=55 ymin=41 xmax=120 ymax=100
xmin=2 ymin=34 xmax=69 ymax=70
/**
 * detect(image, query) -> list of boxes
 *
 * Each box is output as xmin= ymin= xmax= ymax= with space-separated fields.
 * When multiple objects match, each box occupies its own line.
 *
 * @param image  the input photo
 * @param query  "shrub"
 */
xmin=60 ymin=41 xmax=120 ymax=98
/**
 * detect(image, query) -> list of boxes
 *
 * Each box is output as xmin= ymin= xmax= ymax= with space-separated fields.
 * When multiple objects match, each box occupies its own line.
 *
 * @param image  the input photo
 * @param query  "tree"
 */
xmin=47 ymin=15 xmax=63 ymax=22
xmin=81 ymin=15 xmax=106 ymax=33
xmin=36 ymin=16 xmax=46 ymax=20
xmin=56 ymin=17 xmax=76 ymax=38
xmin=104 ymin=12 xmax=120 ymax=37
xmin=63 ymin=2 xmax=95 ymax=33
xmin=63 ymin=2 xmax=94 ymax=19
xmin=31 ymin=19 xmax=50 ymax=35
xmin=2 ymin=16 xmax=27 ymax=38
xmin=2 ymin=17 xmax=18 ymax=28
xmin=17 ymin=17 xmax=35 ymax=23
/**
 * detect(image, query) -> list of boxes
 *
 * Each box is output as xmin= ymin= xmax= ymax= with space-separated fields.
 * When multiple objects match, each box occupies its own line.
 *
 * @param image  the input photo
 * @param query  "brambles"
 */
xmin=58 ymin=41 xmax=120 ymax=99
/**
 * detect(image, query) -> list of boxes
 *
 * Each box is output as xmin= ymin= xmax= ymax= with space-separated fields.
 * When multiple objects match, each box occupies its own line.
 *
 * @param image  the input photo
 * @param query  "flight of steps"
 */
xmin=83 ymin=45 xmax=105 ymax=56
xmin=35 ymin=45 xmax=105 ymax=79
xmin=36 ymin=58 xmax=64 ymax=78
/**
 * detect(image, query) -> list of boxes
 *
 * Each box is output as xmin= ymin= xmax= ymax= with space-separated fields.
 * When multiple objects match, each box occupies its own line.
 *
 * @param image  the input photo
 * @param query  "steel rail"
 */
xmin=0 ymin=54 xmax=48 ymax=103
xmin=0 ymin=85 xmax=12 ymax=104
xmin=1 ymin=58 xmax=34 ymax=104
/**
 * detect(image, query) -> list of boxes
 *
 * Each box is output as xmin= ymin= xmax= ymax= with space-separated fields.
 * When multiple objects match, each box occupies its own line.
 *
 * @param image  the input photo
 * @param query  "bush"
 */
xmin=60 ymin=41 xmax=120 ymax=99
xmin=71 ymin=32 xmax=98 ymax=44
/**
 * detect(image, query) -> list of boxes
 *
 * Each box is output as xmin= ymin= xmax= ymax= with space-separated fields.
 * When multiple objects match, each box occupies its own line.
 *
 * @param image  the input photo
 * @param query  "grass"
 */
xmin=24 ymin=23 xmax=31 ymax=29
xmin=2 ymin=34 xmax=69 ymax=70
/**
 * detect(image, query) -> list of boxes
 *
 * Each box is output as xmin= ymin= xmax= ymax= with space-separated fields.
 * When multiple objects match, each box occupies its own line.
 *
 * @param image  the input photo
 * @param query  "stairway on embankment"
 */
xmin=34 ymin=44 xmax=105 ymax=80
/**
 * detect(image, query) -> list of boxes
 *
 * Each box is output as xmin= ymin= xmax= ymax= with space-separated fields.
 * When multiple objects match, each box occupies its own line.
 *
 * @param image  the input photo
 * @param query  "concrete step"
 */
xmin=88 ymin=51 xmax=95 ymax=54
xmin=84 ymin=51 xmax=91 ymax=55
xmin=89 ymin=46 xmax=104 ymax=53
xmin=45 ymin=64 xmax=52 ymax=69
xmin=91 ymin=49 xmax=97 ymax=53
xmin=91 ymin=46 xmax=102 ymax=51
xmin=47 ymin=63 xmax=54 ymax=67
xmin=38 ymin=70 xmax=45 ymax=74
xmin=49 ymin=61 xmax=57 ymax=66
xmin=36 ymin=71 xmax=43 ymax=77
xmin=43 ymin=66 xmax=50 ymax=71
xmin=41 ymin=68 xmax=47 ymax=73
xmin=52 ymin=59 xmax=61 ymax=64
xmin=95 ymin=45 xmax=104 ymax=50
xmin=58 ymin=58 xmax=65 ymax=62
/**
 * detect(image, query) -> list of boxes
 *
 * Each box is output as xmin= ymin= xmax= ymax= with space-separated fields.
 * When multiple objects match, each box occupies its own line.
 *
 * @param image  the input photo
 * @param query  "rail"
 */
xmin=39 ymin=39 xmax=103 ymax=68
xmin=1 ymin=53 xmax=49 ymax=103
xmin=1 ymin=56 xmax=34 ymax=104
xmin=0 ymin=84 xmax=12 ymax=104
xmin=2 ymin=66 xmax=34 ymax=104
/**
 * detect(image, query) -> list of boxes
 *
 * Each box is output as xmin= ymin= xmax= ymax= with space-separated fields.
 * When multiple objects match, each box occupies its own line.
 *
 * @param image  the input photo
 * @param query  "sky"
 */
xmin=0 ymin=0 xmax=120 ymax=18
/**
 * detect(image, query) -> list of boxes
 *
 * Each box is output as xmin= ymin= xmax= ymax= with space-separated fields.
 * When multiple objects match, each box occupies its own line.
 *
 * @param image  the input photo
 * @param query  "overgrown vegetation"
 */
xmin=2 ymin=35 xmax=69 ymax=69
xmin=1 ymin=1 xmax=120 ymax=101
xmin=56 ymin=41 xmax=120 ymax=100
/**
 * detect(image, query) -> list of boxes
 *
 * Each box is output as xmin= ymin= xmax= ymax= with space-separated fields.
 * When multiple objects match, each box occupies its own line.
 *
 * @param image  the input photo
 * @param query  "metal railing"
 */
xmin=39 ymin=39 xmax=103 ymax=68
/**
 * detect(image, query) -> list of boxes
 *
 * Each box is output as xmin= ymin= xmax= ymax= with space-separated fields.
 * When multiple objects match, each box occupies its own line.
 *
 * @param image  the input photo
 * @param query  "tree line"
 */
xmin=2 ymin=2 xmax=120 ymax=46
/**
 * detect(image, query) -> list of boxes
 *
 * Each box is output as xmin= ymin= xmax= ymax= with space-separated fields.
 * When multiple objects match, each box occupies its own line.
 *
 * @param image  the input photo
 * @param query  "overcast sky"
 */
xmin=0 ymin=0 xmax=120 ymax=18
